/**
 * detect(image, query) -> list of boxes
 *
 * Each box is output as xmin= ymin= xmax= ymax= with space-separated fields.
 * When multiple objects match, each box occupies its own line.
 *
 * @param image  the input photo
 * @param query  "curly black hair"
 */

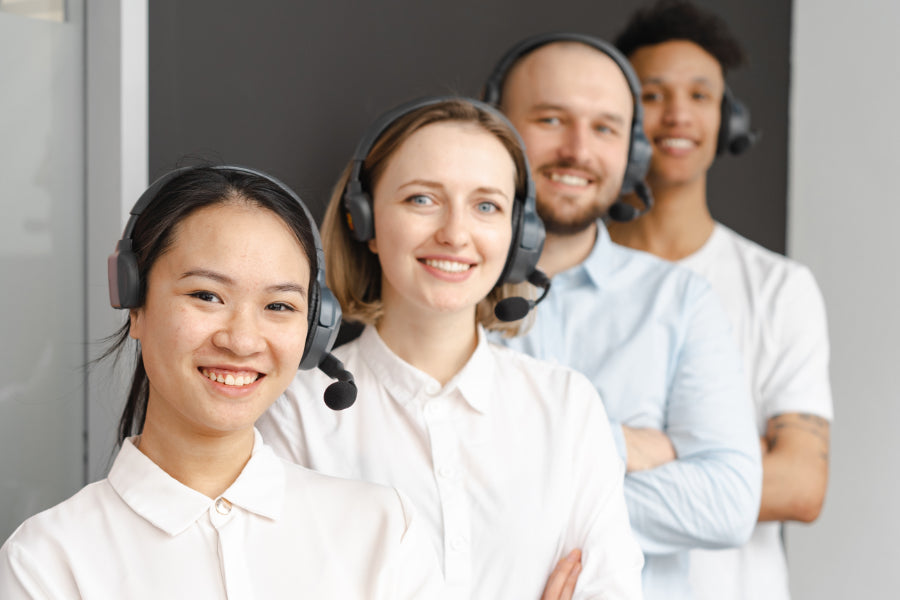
xmin=614 ymin=0 xmax=746 ymax=74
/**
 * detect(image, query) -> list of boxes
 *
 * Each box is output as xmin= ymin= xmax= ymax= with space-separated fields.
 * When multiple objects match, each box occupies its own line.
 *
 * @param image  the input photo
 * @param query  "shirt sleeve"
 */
xmin=565 ymin=374 xmax=645 ymax=599
xmin=0 ymin=532 xmax=73 ymax=600
xmin=760 ymin=265 xmax=833 ymax=421
xmin=623 ymin=282 xmax=763 ymax=555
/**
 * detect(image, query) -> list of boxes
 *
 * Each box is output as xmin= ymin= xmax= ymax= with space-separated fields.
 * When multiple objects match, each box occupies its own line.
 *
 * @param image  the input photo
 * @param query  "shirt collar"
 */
xmin=108 ymin=428 xmax=285 ymax=536
xmin=356 ymin=324 xmax=494 ymax=414
xmin=554 ymin=220 xmax=631 ymax=291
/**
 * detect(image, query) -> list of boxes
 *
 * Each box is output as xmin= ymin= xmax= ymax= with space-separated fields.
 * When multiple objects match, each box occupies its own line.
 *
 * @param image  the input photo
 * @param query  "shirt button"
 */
xmin=438 ymin=465 xmax=455 ymax=479
xmin=215 ymin=497 xmax=232 ymax=515
xmin=425 ymin=382 xmax=441 ymax=395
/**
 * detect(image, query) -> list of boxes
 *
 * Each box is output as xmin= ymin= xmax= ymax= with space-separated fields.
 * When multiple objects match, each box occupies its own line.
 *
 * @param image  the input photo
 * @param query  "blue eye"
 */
xmin=476 ymin=201 xmax=499 ymax=214
xmin=407 ymin=194 xmax=434 ymax=206
xmin=537 ymin=116 xmax=562 ymax=126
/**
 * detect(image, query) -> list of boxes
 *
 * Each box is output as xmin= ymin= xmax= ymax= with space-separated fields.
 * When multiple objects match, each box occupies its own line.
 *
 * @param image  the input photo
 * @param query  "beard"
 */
xmin=536 ymin=193 xmax=607 ymax=235
xmin=534 ymin=162 xmax=624 ymax=235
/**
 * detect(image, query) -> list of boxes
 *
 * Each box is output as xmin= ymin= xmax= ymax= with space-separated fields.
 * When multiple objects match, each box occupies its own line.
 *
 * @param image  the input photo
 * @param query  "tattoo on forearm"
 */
xmin=767 ymin=413 xmax=831 ymax=459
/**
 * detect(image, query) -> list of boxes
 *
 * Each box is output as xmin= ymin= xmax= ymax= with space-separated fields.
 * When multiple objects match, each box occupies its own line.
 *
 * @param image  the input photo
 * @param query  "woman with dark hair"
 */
xmin=258 ymin=99 xmax=644 ymax=599
xmin=0 ymin=166 xmax=442 ymax=599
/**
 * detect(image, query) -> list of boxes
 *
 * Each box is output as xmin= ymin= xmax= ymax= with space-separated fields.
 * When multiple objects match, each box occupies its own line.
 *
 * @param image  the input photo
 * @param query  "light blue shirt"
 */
xmin=500 ymin=223 xmax=762 ymax=600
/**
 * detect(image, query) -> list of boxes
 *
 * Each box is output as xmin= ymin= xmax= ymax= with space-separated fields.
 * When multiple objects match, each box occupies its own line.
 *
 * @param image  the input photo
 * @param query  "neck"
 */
xmin=537 ymin=221 xmax=598 ymax=277
xmin=376 ymin=304 xmax=478 ymax=386
xmin=138 ymin=410 xmax=254 ymax=499
xmin=608 ymin=176 xmax=714 ymax=261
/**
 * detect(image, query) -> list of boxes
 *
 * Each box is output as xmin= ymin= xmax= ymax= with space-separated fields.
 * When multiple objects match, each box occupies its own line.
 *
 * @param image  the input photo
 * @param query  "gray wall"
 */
xmin=787 ymin=0 xmax=900 ymax=597
xmin=149 ymin=0 xmax=790 ymax=253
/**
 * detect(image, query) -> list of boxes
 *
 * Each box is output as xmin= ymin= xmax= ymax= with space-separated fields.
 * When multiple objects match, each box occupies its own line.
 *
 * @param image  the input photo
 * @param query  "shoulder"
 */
xmin=3 ymin=480 xmax=118 ymax=559
xmin=718 ymin=225 xmax=824 ymax=305
xmin=486 ymin=343 xmax=605 ymax=408
xmin=279 ymin=459 xmax=414 ymax=533
xmin=609 ymin=238 xmax=715 ymax=303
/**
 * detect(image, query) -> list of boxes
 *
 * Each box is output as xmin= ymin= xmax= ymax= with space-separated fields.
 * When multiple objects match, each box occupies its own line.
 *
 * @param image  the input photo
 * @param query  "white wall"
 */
xmin=787 ymin=1 xmax=900 ymax=597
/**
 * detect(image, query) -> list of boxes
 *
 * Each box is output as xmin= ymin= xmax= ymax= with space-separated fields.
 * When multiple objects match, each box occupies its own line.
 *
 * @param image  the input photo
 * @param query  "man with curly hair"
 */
xmin=612 ymin=3 xmax=833 ymax=599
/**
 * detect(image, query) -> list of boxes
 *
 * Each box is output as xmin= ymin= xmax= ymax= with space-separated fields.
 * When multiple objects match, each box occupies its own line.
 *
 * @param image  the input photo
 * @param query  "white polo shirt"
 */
xmin=0 ymin=429 xmax=444 ymax=599
xmin=681 ymin=223 xmax=833 ymax=600
xmin=259 ymin=325 xmax=644 ymax=600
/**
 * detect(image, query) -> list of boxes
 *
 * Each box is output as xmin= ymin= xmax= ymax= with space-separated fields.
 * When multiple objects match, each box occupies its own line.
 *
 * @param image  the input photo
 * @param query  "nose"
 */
xmin=434 ymin=204 xmax=469 ymax=248
xmin=212 ymin=307 xmax=267 ymax=356
xmin=662 ymin=93 xmax=693 ymax=126
xmin=558 ymin=121 xmax=593 ymax=166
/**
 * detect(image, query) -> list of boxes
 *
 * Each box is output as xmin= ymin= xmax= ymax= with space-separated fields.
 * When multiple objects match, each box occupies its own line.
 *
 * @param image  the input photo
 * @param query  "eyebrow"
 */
xmin=642 ymin=76 xmax=716 ymax=87
xmin=180 ymin=269 xmax=308 ymax=299
xmin=530 ymin=103 xmax=627 ymax=126
xmin=398 ymin=179 xmax=510 ymax=199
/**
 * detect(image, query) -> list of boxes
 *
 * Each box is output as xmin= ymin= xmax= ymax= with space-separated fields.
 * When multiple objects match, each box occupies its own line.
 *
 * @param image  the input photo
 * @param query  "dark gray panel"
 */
xmin=150 ymin=0 xmax=789 ymax=252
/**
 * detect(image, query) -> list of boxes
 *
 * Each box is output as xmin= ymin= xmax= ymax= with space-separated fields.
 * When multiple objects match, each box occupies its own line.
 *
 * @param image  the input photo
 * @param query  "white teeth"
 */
xmin=202 ymin=369 xmax=258 ymax=387
xmin=660 ymin=138 xmax=694 ymax=149
xmin=424 ymin=259 xmax=471 ymax=273
xmin=549 ymin=173 xmax=589 ymax=186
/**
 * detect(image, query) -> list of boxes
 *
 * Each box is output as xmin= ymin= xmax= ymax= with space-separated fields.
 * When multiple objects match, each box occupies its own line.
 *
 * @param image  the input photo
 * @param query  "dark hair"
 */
xmin=108 ymin=167 xmax=318 ymax=444
xmin=614 ymin=0 xmax=747 ymax=75
xmin=322 ymin=98 xmax=531 ymax=336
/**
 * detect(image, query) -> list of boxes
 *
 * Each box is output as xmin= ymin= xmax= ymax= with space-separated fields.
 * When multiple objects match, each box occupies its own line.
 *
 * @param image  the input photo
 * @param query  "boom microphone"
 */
xmin=494 ymin=269 xmax=552 ymax=322
xmin=608 ymin=180 xmax=654 ymax=223
xmin=317 ymin=352 xmax=358 ymax=410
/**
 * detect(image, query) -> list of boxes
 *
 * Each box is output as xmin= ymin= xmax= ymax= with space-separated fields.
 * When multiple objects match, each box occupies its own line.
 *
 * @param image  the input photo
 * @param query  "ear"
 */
xmin=129 ymin=308 xmax=144 ymax=341
xmin=367 ymin=237 xmax=378 ymax=255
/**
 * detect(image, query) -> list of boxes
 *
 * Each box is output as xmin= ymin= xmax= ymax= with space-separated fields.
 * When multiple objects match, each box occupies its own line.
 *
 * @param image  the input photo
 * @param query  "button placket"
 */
xmin=423 ymin=395 xmax=471 ymax=588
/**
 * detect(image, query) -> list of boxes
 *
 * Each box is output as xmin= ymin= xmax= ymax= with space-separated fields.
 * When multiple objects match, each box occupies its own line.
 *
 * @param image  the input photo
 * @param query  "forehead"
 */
xmin=502 ymin=42 xmax=634 ymax=120
xmin=629 ymin=40 xmax=724 ymax=88
xmin=166 ymin=201 xmax=310 ymax=275
xmin=381 ymin=121 xmax=516 ymax=183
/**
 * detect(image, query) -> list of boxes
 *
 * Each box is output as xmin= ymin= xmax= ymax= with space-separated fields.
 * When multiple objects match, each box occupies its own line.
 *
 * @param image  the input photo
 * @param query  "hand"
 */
xmin=541 ymin=549 xmax=582 ymax=600
xmin=622 ymin=426 xmax=676 ymax=472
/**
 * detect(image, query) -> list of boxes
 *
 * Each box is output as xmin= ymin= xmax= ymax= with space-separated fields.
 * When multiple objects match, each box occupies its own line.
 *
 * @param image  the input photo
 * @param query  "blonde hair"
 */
xmin=322 ymin=98 xmax=534 ymax=336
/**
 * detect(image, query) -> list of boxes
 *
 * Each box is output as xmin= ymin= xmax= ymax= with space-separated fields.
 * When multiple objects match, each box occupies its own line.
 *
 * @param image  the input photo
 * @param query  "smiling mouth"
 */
xmin=421 ymin=258 xmax=473 ymax=273
xmin=548 ymin=172 xmax=591 ymax=187
xmin=659 ymin=137 xmax=696 ymax=149
xmin=200 ymin=368 xmax=260 ymax=387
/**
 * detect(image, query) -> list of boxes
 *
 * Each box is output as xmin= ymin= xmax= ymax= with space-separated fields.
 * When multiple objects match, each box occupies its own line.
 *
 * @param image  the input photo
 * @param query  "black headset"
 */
xmin=342 ymin=96 xmax=546 ymax=287
xmin=718 ymin=86 xmax=758 ymax=156
xmin=482 ymin=32 xmax=654 ymax=222
xmin=108 ymin=165 xmax=356 ymax=410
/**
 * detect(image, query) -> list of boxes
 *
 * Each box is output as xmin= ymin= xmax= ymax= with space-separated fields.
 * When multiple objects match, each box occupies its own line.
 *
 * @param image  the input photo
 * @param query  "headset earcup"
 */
xmin=108 ymin=242 xmax=141 ymax=309
xmin=299 ymin=275 xmax=342 ymax=370
xmin=342 ymin=184 xmax=375 ymax=242
xmin=718 ymin=87 xmax=756 ymax=156
xmin=623 ymin=123 xmax=653 ymax=194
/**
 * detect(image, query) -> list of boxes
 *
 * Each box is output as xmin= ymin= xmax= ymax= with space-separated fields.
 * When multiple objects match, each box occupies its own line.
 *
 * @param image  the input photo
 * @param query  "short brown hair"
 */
xmin=322 ymin=98 xmax=533 ymax=336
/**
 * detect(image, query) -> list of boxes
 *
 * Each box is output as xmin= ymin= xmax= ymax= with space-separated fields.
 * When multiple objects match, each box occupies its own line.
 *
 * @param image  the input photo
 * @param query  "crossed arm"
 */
xmin=624 ymin=411 xmax=830 ymax=525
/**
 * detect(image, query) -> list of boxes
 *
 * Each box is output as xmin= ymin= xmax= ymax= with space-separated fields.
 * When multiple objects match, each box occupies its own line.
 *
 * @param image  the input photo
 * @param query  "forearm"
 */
xmin=624 ymin=447 xmax=760 ymax=554
xmin=758 ymin=413 xmax=830 ymax=523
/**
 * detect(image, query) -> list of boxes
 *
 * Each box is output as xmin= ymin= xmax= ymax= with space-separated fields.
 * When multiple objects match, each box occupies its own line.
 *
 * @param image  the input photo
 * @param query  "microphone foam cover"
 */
xmin=494 ymin=296 xmax=530 ymax=322
xmin=324 ymin=380 xmax=357 ymax=410
xmin=607 ymin=201 xmax=639 ymax=223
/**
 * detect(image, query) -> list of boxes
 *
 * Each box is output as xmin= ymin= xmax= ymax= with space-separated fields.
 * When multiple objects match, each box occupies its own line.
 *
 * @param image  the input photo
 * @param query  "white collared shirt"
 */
xmin=259 ymin=326 xmax=644 ymax=600
xmin=0 ymin=429 xmax=444 ymax=599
